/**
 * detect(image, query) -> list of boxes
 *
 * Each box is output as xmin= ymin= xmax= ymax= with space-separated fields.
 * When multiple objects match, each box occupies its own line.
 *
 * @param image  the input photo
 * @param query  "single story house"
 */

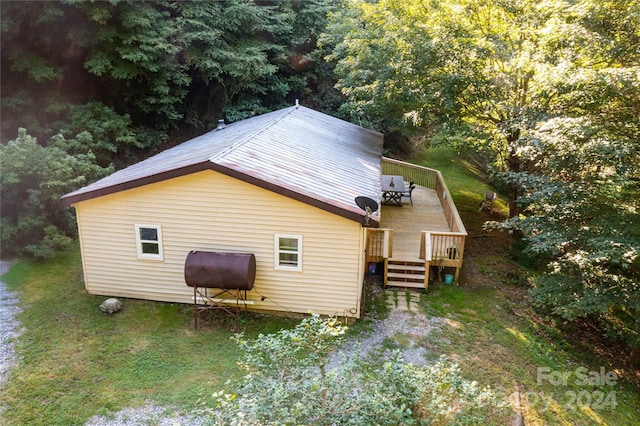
xmin=62 ymin=104 xmax=383 ymax=318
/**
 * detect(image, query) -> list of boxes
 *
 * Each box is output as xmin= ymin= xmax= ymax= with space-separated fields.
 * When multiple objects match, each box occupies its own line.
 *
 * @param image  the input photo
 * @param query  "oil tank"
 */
xmin=184 ymin=251 xmax=256 ymax=290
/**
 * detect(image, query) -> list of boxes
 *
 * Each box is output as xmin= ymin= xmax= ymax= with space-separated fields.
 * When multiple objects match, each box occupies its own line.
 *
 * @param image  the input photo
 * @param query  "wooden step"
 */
xmin=387 ymin=264 xmax=425 ymax=273
xmin=385 ymin=257 xmax=428 ymax=289
xmin=388 ymin=263 xmax=424 ymax=270
xmin=386 ymin=280 xmax=426 ymax=289
xmin=388 ymin=258 xmax=423 ymax=265
xmin=387 ymin=272 xmax=425 ymax=281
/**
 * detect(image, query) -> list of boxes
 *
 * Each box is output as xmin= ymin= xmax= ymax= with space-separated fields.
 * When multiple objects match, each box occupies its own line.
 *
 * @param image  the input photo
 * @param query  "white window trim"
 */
xmin=135 ymin=224 xmax=164 ymax=261
xmin=274 ymin=234 xmax=302 ymax=271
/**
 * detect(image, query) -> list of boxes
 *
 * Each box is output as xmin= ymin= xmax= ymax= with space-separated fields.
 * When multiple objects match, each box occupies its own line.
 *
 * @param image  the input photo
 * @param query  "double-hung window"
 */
xmin=275 ymin=234 xmax=302 ymax=271
xmin=135 ymin=224 xmax=164 ymax=260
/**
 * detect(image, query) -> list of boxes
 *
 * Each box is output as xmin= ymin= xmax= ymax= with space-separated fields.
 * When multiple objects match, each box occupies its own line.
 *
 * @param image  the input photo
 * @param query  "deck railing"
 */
xmin=377 ymin=158 xmax=468 ymax=283
xmin=382 ymin=158 xmax=438 ymax=189
xmin=365 ymin=228 xmax=393 ymax=264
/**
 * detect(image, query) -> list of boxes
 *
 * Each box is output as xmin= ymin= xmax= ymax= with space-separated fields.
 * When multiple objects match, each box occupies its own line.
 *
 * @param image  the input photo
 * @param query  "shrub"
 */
xmin=200 ymin=314 xmax=502 ymax=425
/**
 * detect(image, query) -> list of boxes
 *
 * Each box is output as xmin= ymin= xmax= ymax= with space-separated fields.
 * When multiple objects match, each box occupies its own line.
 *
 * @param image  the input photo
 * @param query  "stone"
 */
xmin=100 ymin=298 xmax=123 ymax=314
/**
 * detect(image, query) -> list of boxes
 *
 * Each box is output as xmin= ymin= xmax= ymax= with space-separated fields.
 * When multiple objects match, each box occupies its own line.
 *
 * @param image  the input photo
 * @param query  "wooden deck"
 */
xmin=379 ymin=185 xmax=450 ymax=261
xmin=365 ymin=158 xmax=468 ymax=288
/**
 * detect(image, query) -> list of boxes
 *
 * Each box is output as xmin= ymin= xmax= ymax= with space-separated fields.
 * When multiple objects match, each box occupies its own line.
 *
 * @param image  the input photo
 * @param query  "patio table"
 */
xmin=381 ymin=175 xmax=405 ymax=206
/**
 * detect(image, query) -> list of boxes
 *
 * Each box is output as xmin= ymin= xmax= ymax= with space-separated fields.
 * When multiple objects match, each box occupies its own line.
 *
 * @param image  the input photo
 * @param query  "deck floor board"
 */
xmin=379 ymin=186 xmax=450 ymax=259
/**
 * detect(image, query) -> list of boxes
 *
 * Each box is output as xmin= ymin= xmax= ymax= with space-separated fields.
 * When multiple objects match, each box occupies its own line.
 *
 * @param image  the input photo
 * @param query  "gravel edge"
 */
xmin=0 ymin=260 xmax=22 ymax=387
xmin=0 ymin=259 xmax=24 ymax=423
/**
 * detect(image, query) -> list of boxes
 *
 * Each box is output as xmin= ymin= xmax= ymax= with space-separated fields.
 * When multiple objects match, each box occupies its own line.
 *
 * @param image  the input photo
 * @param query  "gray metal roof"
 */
xmin=62 ymin=105 xmax=384 ymax=226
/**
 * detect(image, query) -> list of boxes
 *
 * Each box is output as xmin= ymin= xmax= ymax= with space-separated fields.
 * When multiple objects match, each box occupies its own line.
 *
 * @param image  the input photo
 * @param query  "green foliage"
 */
xmin=1 ymin=0 xmax=339 ymax=139
xmin=322 ymin=0 xmax=637 ymax=214
xmin=24 ymin=225 xmax=73 ymax=259
xmin=203 ymin=313 xmax=499 ymax=425
xmin=323 ymin=0 xmax=640 ymax=344
xmin=0 ymin=129 xmax=110 ymax=258
xmin=487 ymin=65 xmax=640 ymax=338
xmin=82 ymin=1 xmax=190 ymax=126
xmin=0 ymin=1 xmax=100 ymax=140
xmin=55 ymin=101 xmax=165 ymax=167
xmin=234 ymin=313 xmax=347 ymax=380
xmin=78 ymin=0 xmax=339 ymax=128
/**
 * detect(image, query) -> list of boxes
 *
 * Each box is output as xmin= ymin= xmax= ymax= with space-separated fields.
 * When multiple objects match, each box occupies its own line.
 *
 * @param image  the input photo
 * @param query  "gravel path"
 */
xmin=328 ymin=307 xmax=443 ymax=371
xmin=85 ymin=404 xmax=208 ymax=426
xmin=0 ymin=260 xmax=22 ymax=387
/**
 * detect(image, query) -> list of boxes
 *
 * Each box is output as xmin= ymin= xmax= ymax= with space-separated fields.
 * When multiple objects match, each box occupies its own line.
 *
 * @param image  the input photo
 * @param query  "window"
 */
xmin=275 ymin=234 xmax=302 ymax=271
xmin=135 ymin=224 xmax=163 ymax=260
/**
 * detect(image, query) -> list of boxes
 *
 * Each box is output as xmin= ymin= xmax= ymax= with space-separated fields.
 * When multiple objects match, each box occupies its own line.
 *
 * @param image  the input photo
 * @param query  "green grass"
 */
xmin=420 ymin=284 xmax=640 ymax=425
xmin=1 ymin=247 xmax=296 ymax=425
xmin=413 ymin=145 xmax=509 ymax=221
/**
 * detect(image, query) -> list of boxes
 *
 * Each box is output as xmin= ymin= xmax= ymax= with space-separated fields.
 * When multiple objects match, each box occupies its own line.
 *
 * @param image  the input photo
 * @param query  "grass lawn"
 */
xmin=2 ymin=145 xmax=638 ymax=425
xmin=0 ymin=248 xmax=296 ymax=425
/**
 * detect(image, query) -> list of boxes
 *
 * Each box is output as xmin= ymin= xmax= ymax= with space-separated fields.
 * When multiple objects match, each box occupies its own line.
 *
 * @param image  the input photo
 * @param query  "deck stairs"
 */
xmin=386 ymin=257 xmax=426 ymax=289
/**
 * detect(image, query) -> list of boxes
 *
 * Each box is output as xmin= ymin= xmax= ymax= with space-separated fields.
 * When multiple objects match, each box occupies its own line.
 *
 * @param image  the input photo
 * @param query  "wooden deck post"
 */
xmin=424 ymin=260 xmax=430 ymax=289
xmin=383 ymin=258 xmax=389 ymax=287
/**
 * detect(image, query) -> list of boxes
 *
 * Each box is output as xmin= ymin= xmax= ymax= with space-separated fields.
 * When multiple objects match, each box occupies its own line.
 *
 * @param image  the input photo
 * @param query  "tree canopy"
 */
xmin=323 ymin=0 xmax=639 ymax=340
xmin=0 ymin=0 xmax=339 ymax=258
xmin=1 ymin=0 xmax=339 ymax=142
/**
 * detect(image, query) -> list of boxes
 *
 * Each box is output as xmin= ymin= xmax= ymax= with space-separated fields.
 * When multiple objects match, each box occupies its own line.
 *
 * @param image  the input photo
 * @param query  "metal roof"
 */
xmin=61 ymin=105 xmax=384 ymax=226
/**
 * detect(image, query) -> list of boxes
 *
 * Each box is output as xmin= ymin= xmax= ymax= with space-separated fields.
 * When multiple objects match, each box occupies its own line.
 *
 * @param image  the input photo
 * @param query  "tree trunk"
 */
xmin=506 ymin=143 xmax=522 ymax=218
xmin=507 ymin=181 xmax=520 ymax=218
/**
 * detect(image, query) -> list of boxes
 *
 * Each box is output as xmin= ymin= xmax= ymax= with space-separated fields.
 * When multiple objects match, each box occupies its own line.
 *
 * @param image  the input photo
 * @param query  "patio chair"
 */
xmin=478 ymin=191 xmax=497 ymax=212
xmin=401 ymin=181 xmax=416 ymax=206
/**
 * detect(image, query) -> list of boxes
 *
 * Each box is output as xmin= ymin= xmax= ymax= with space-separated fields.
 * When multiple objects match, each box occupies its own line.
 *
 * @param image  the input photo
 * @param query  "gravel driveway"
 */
xmin=0 ymin=260 xmax=22 ymax=387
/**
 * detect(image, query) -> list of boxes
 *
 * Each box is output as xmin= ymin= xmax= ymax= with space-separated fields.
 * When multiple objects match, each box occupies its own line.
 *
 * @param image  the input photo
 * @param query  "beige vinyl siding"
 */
xmin=75 ymin=170 xmax=365 ymax=317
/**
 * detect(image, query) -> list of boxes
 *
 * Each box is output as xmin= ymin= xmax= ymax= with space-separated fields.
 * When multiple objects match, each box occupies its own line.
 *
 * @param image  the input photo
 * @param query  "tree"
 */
xmin=483 ymin=1 xmax=640 ymax=343
xmin=0 ymin=129 xmax=110 ymax=258
xmin=492 ymin=68 xmax=640 ymax=339
xmin=56 ymin=101 xmax=165 ymax=168
xmin=322 ymin=0 xmax=640 ymax=346
xmin=2 ymin=1 xmax=338 ymax=139
xmin=322 ymin=0 xmax=600 ymax=216
xmin=0 ymin=1 xmax=99 ymax=141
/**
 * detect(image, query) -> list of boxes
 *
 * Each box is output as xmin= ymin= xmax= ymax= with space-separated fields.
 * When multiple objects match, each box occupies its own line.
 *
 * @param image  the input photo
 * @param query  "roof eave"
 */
xmin=60 ymin=162 xmax=379 ymax=227
xmin=209 ymin=163 xmax=380 ymax=228
xmin=60 ymin=162 xmax=212 ymax=208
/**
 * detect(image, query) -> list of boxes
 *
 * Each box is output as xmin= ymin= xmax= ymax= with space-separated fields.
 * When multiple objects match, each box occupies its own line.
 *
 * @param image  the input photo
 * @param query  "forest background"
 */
xmin=1 ymin=0 xmax=638 ymax=362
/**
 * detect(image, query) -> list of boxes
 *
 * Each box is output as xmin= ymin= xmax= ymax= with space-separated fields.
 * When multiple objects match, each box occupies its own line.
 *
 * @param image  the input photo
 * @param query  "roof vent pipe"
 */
xmin=295 ymin=99 xmax=299 ymax=109
xmin=216 ymin=119 xmax=226 ymax=130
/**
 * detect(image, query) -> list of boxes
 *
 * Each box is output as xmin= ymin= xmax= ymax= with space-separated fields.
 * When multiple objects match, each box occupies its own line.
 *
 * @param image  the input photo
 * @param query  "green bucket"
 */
xmin=444 ymin=274 xmax=454 ymax=285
